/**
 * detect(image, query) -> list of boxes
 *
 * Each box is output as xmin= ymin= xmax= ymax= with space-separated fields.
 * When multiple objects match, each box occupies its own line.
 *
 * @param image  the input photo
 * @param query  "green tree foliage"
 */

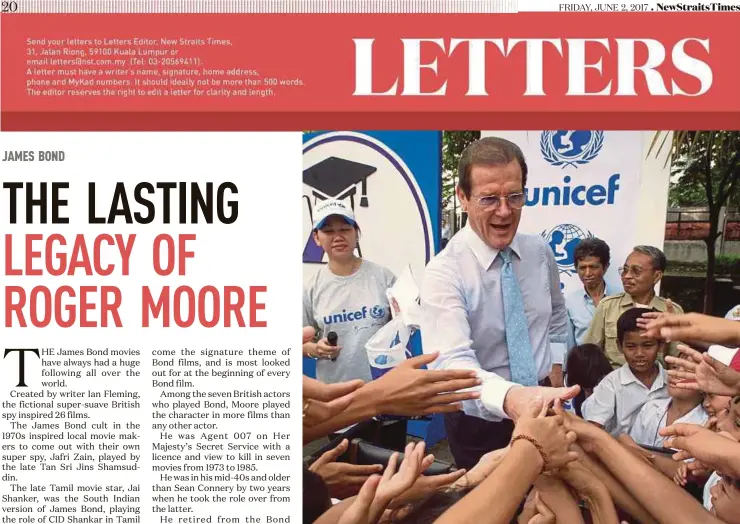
xmin=669 ymin=140 xmax=740 ymax=209
xmin=442 ymin=131 xmax=480 ymax=208
xmin=653 ymin=131 xmax=740 ymax=313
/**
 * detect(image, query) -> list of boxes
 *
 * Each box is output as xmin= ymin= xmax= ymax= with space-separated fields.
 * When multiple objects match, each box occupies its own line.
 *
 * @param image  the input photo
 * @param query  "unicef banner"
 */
xmin=481 ymin=130 xmax=643 ymax=296
xmin=302 ymin=131 xmax=441 ymax=284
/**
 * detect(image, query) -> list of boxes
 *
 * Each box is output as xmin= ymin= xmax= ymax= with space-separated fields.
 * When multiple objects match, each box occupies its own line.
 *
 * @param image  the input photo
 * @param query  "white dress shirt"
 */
xmin=419 ymin=225 xmax=568 ymax=421
xmin=583 ymin=363 xmax=669 ymax=437
xmin=629 ymin=397 xmax=709 ymax=447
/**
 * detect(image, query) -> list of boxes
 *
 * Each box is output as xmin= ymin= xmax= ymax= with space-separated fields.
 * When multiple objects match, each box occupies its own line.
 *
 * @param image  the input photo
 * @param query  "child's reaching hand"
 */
xmin=673 ymin=462 xmax=688 ymax=487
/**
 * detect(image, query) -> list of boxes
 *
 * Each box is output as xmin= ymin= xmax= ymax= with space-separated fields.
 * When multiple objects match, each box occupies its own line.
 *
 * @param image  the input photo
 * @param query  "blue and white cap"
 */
xmin=312 ymin=199 xmax=357 ymax=230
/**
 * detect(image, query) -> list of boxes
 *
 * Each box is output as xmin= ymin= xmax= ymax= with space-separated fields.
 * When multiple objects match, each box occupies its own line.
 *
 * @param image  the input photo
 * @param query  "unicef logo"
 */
xmin=541 ymin=224 xmax=594 ymax=276
xmin=370 ymin=305 xmax=385 ymax=319
xmin=374 ymin=354 xmax=390 ymax=365
xmin=541 ymin=131 xmax=605 ymax=169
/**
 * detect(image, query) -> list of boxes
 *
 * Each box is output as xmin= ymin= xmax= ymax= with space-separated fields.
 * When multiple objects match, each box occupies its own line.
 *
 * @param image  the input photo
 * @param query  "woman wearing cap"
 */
xmin=303 ymin=199 xmax=408 ymax=450
xmin=303 ymin=198 xmax=397 ymax=383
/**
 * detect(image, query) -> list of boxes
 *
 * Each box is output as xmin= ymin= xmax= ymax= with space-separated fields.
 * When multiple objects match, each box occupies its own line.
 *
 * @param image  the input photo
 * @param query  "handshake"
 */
xmin=302 ymin=326 xmax=583 ymax=444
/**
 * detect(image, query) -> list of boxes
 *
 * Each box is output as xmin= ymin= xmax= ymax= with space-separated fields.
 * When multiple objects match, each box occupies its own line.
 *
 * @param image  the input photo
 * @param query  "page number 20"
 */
xmin=2 ymin=1 xmax=18 ymax=12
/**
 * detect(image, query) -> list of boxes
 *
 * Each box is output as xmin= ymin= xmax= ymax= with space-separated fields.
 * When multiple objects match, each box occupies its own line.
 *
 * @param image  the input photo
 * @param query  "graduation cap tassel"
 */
xmin=303 ymin=195 xmax=314 ymax=225
xmin=360 ymin=176 xmax=369 ymax=207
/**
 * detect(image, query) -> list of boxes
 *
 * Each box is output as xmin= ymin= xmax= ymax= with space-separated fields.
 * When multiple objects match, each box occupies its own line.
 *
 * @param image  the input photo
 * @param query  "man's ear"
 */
xmin=456 ymin=185 xmax=469 ymax=212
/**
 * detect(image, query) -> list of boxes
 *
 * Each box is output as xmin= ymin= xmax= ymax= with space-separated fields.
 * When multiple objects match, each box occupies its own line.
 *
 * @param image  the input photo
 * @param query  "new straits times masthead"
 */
xmin=2 ymin=181 xmax=267 ymax=329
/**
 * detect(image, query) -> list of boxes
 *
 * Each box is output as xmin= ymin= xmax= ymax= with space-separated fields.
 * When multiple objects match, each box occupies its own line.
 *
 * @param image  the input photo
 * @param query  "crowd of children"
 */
xmin=304 ymin=307 xmax=740 ymax=523
xmin=561 ymin=305 xmax=740 ymax=512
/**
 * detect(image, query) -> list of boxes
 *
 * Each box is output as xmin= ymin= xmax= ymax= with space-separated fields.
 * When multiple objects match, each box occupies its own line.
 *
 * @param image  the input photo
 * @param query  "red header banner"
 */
xmin=2 ymin=13 xmax=739 ymax=130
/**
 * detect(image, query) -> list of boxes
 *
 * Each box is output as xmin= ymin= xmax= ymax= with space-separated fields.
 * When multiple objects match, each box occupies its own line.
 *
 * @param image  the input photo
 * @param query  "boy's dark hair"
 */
xmin=574 ymin=237 xmax=611 ymax=269
xmin=617 ymin=307 xmax=660 ymax=345
xmin=566 ymin=344 xmax=613 ymax=417
xmin=390 ymin=487 xmax=471 ymax=523
xmin=304 ymin=467 xmax=331 ymax=523
xmin=391 ymin=486 xmax=539 ymax=524
xmin=566 ymin=344 xmax=613 ymax=390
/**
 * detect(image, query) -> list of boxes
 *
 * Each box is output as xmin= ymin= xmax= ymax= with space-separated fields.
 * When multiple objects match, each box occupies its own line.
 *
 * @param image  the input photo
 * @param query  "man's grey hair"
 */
xmin=633 ymin=245 xmax=667 ymax=272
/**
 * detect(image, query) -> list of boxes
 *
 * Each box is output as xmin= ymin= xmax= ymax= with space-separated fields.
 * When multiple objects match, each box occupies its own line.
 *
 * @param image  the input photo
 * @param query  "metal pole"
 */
xmin=453 ymin=170 xmax=457 ymax=233
xmin=719 ymin=206 xmax=728 ymax=256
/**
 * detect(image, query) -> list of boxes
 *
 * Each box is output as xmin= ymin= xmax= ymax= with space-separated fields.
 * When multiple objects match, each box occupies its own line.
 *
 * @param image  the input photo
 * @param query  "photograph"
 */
xmin=301 ymin=129 xmax=740 ymax=524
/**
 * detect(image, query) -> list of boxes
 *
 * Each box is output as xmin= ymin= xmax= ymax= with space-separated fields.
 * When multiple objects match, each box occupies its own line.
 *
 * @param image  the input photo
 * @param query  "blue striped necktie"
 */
xmin=500 ymin=247 xmax=538 ymax=386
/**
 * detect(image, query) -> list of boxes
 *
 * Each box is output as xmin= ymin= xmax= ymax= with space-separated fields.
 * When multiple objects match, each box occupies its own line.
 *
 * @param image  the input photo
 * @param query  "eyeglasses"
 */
xmin=472 ymin=192 xmax=526 ymax=210
xmin=617 ymin=265 xmax=652 ymax=277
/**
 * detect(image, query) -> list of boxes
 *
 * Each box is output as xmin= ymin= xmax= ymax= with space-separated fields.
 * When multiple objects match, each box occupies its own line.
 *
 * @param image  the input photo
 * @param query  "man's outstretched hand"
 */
xmin=503 ymin=385 xmax=581 ymax=422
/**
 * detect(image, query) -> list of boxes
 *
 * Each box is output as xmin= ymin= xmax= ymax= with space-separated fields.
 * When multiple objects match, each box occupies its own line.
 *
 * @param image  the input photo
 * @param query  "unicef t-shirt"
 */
xmin=303 ymin=259 xmax=396 ymax=384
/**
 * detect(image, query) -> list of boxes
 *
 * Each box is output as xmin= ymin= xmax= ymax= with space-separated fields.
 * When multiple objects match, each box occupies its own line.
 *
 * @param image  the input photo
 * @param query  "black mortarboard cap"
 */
xmin=303 ymin=156 xmax=377 ymax=209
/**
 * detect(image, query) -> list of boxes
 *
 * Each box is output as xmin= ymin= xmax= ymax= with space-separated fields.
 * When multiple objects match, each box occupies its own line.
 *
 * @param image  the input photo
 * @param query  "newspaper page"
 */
xmin=1 ymin=1 xmax=739 ymax=524
xmin=0 ymin=132 xmax=302 ymax=524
